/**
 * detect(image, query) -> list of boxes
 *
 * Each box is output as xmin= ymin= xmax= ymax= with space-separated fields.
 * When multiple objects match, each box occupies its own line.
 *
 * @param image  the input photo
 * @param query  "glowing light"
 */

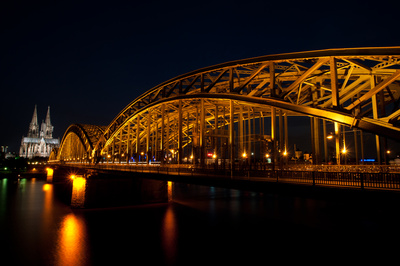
xmin=71 ymin=176 xmax=86 ymax=208
xmin=70 ymin=174 xmax=76 ymax=180
xmin=242 ymin=152 xmax=247 ymax=158
xmin=387 ymin=150 xmax=391 ymax=154
xmin=167 ymin=181 xmax=173 ymax=202
xmin=342 ymin=147 xmax=347 ymax=154
xmin=43 ymin=183 xmax=51 ymax=191
xmin=283 ymin=150 xmax=287 ymax=156
xmin=162 ymin=206 xmax=177 ymax=264
xmin=265 ymin=154 xmax=270 ymax=158
xmin=212 ymin=154 xmax=217 ymax=159
xmin=46 ymin=168 xmax=54 ymax=182
xmin=327 ymin=135 xmax=334 ymax=139
xmin=56 ymin=214 xmax=88 ymax=265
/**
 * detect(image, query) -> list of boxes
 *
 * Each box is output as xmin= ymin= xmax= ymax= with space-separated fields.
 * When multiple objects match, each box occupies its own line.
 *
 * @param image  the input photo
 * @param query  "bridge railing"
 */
xmin=58 ymin=162 xmax=400 ymax=190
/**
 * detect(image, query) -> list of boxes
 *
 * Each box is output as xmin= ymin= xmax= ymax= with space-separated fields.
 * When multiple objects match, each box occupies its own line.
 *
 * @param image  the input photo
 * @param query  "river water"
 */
xmin=1 ymin=177 xmax=400 ymax=265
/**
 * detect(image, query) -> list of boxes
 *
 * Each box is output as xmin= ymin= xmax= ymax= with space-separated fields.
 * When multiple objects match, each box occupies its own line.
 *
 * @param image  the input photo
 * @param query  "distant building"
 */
xmin=19 ymin=105 xmax=59 ymax=158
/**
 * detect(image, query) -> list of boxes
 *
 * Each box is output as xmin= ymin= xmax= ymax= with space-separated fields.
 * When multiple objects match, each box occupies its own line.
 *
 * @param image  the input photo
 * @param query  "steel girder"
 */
xmin=103 ymin=47 xmax=400 ymax=149
xmin=58 ymin=124 xmax=106 ymax=160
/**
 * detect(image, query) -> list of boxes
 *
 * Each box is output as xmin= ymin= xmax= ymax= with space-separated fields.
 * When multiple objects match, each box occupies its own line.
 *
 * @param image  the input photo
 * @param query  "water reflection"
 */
xmin=1 ymin=177 xmax=400 ymax=265
xmin=56 ymin=213 xmax=89 ymax=266
xmin=162 ymin=205 xmax=177 ymax=264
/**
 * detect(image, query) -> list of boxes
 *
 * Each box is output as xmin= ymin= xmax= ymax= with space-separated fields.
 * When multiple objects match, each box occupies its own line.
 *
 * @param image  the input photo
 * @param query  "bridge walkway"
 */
xmin=55 ymin=162 xmax=400 ymax=191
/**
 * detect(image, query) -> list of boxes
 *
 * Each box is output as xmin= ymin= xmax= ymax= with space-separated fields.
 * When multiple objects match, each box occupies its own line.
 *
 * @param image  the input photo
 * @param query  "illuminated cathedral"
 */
xmin=19 ymin=105 xmax=60 ymax=158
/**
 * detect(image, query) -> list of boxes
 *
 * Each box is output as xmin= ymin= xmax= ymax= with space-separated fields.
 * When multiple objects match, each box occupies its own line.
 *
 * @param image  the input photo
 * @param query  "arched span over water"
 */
xmin=54 ymin=47 xmax=400 ymax=166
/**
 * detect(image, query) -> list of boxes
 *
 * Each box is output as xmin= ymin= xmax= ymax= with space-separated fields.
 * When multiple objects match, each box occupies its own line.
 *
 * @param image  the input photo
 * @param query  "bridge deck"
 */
xmin=56 ymin=162 xmax=400 ymax=191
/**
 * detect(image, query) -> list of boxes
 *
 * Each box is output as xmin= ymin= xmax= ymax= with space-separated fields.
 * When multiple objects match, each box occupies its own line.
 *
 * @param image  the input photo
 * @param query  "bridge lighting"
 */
xmin=327 ymin=134 xmax=334 ymax=140
xmin=342 ymin=147 xmax=347 ymax=154
xmin=283 ymin=150 xmax=288 ymax=156
xmin=242 ymin=152 xmax=247 ymax=158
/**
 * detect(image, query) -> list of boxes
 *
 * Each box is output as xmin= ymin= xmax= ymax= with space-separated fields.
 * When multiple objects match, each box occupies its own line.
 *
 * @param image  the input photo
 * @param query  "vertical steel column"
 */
xmin=229 ymin=99 xmax=235 ymax=173
xmin=178 ymin=100 xmax=183 ymax=165
xmin=119 ymin=129 xmax=122 ymax=163
xmin=136 ymin=115 xmax=140 ymax=165
xmin=313 ymin=117 xmax=320 ymax=165
xmin=154 ymin=113 xmax=158 ymax=161
xmin=310 ymin=118 xmax=315 ymax=164
xmin=360 ymin=130 xmax=364 ymax=164
xmin=330 ymin=57 xmax=340 ymax=109
xmin=187 ymin=111 xmax=190 ymax=163
xmin=284 ymin=112 xmax=288 ymax=164
xmin=112 ymin=139 xmax=115 ymax=163
xmin=239 ymin=105 xmax=243 ymax=156
xmin=334 ymin=122 xmax=340 ymax=165
xmin=323 ymin=120 xmax=328 ymax=163
xmin=371 ymin=76 xmax=381 ymax=164
xmin=247 ymin=107 xmax=251 ymax=162
xmin=279 ymin=109 xmax=283 ymax=167
xmin=146 ymin=110 xmax=151 ymax=164
xmin=200 ymin=99 xmax=205 ymax=167
xmin=269 ymin=62 xmax=276 ymax=97
xmin=214 ymin=104 xmax=219 ymax=164
xmin=195 ymin=105 xmax=198 ymax=164
xmin=166 ymin=114 xmax=170 ymax=157
xmin=160 ymin=104 xmax=165 ymax=165
xmin=271 ymin=106 xmax=276 ymax=170
xmin=127 ymin=121 xmax=131 ymax=163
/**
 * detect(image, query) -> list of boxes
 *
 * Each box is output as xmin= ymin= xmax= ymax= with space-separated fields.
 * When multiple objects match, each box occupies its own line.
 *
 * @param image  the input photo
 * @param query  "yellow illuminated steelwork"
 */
xmin=55 ymin=48 xmax=400 ymax=167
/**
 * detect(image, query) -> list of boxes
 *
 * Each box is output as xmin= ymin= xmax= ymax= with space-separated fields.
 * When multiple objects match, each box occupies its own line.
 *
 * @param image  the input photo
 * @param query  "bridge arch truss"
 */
xmin=60 ymin=47 xmax=400 ymax=166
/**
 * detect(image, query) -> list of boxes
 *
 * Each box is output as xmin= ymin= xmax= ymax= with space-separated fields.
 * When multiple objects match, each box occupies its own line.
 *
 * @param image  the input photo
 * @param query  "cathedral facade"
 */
xmin=19 ymin=105 xmax=60 ymax=159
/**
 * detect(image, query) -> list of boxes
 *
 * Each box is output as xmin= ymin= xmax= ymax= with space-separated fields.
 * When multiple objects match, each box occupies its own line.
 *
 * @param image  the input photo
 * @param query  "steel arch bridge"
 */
xmin=54 ymin=47 xmax=400 ymax=166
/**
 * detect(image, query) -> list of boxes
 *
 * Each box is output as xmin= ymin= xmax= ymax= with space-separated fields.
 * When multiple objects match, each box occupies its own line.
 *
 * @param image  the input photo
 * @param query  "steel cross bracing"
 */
xmin=56 ymin=47 xmax=400 ymax=165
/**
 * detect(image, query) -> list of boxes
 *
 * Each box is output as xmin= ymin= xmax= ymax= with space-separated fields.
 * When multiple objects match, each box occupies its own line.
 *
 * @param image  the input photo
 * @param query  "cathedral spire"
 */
xmin=28 ymin=105 xmax=39 ymax=138
xmin=45 ymin=106 xmax=51 ymax=127
xmin=44 ymin=106 xmax=53 ymax=138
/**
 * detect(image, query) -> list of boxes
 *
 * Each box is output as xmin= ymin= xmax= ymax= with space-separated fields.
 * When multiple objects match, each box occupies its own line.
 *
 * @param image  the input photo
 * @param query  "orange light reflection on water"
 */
xmin=56 ymin=213 xmax=89 ymax=266
xmin=162 ymin=205 xmax=177 ymax=264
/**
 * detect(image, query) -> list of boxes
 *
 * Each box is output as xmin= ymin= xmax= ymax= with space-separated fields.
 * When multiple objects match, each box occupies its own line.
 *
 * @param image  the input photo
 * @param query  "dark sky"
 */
xmin=1 ymin=0 xmax=400 ymax=153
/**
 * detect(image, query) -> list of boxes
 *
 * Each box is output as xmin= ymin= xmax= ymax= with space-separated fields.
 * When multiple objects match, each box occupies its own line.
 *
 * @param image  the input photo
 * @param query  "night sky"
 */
xmin=2 ymin=0 xmax=400 ymax=153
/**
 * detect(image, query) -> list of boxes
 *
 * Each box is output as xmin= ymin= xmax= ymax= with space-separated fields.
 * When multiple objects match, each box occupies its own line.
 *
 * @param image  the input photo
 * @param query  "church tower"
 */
xmin=40 ymin=106 xmax=53 ymax=138
xmin=28 ymin=105 xmax=39 ymax=138
xmin=20 ymin=105 xmax=59 ymax=158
